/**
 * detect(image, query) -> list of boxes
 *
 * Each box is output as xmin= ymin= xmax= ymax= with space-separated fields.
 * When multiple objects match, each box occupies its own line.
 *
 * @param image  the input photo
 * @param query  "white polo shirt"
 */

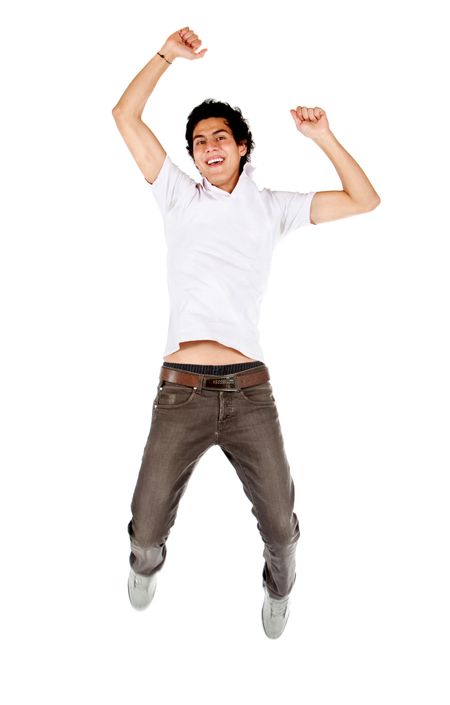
xmin=146 ymin=154 xmax=316 ymax=362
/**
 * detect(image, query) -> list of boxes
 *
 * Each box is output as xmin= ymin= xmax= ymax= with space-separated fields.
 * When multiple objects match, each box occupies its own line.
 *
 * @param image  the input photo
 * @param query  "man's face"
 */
xmin=192 ymin=117 xmax=247 ymax=193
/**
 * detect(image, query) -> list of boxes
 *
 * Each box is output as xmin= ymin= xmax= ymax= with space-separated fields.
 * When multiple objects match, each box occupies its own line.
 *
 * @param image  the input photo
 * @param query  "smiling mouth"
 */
xmin=206 ymin=158 xmax=225 ymax=167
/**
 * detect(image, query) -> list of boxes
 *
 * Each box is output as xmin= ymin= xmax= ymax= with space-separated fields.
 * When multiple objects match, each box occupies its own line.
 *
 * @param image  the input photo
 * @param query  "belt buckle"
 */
xmin=203 ymin=374 xmax=238 ymax=392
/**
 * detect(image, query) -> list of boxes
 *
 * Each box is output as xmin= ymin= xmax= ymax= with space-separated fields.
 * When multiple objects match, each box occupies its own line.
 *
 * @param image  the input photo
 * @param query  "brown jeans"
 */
xmin=127 ymin=362 xmax=300 ymax=599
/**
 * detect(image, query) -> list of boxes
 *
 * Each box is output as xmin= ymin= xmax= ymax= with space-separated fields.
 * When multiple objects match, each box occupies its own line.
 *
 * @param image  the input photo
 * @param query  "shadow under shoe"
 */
xmin=128 ymin=568 xmax=158 ymax=610
xmin=261 ymin=585 xmax=291 ymax=638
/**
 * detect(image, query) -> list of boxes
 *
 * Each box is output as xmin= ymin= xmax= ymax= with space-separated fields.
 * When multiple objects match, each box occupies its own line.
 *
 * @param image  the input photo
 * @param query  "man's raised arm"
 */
xmin=289 ymin=106 xmax=381 ymax=225
xmin=112 ymin=27 xmax=207 ymax=184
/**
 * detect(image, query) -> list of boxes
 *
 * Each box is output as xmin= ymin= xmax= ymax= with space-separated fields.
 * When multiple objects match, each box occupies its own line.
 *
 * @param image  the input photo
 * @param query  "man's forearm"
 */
xmin=313 ymin=131 xmax=380 ymax=208
xmin=112 ymin=44 xmax=177 ymax=118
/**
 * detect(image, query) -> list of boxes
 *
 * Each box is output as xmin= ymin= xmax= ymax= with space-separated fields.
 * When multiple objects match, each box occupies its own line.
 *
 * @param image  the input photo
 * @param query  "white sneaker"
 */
xmin=128 ymin=568 xmax=158 ymax=610
xmin=261 ymin=585 xmax=291 ymax=638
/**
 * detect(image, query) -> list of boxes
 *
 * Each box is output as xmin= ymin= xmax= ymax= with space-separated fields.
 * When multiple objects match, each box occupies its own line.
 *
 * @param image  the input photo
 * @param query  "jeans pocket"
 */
xmin=155 ymin=381 xmax=196 ymax=409
xmin=240 ymin=380 xmax=276 ymax=406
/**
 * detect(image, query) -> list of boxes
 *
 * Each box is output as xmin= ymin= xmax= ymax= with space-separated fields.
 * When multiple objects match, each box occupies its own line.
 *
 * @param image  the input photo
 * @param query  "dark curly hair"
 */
xmin=185 ymin=99 xmax=255 ymax=175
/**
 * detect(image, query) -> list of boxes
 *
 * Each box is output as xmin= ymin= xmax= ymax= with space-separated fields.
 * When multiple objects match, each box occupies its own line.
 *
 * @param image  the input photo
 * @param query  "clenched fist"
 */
xmin=290 ymin=106 xmax=330 ymax=140
xmin=159 ymin=27 xmax=208 ymax=61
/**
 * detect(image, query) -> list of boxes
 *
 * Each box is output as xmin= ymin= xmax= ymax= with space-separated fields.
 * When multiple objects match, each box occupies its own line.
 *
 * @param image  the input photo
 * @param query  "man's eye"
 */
xmin=195 ymin=136 xmax=226 ymax=145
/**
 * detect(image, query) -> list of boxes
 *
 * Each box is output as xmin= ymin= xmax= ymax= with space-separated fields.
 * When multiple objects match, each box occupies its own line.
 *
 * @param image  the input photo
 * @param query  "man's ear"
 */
xmin=239 ymin=141 xmax=248 ymax=157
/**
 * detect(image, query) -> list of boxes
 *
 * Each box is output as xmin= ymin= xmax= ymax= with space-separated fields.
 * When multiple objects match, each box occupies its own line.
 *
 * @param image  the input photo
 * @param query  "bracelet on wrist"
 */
xmin=157 ymin=51 xmax=172 ymax=65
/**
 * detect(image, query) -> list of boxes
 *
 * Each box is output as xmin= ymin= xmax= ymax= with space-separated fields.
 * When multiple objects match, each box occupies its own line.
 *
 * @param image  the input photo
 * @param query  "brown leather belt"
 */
xmin=159 ymin=364 xmax=270 ymax=392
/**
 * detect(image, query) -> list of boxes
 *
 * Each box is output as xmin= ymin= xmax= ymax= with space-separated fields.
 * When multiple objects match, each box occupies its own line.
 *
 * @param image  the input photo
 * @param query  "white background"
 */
xmin=1 ymin=1 xmax=449 ymax=703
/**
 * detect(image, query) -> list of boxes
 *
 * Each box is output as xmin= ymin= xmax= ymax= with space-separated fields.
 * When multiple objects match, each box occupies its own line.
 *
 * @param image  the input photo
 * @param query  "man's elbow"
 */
xmin=369 ymin=194 xmax=381 ymax=210
xmin=361 ymin=194 xmax=381 ymax=212
xmin=112 ymin=104 xmax=132 ymax=118
xmin=112 ymin=104 xmax=141 ymax=122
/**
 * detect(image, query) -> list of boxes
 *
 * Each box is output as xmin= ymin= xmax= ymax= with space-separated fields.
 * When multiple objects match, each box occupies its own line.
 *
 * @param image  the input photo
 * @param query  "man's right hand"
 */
xmin=159 ymin=27 xmax=208 ymax=62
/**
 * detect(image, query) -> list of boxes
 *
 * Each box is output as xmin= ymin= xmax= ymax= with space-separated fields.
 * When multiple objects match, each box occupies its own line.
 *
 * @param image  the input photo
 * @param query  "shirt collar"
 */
xmin=201 ymin=161 xmax=255 ymax=196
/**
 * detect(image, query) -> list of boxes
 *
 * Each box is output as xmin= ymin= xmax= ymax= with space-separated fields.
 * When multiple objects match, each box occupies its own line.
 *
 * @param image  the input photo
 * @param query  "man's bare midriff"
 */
xmin=163 ymin=340 xmax=256 ymax=364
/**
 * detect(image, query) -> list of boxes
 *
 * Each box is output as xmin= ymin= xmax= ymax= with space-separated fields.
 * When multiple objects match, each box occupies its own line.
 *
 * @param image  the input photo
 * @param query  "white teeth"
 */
xmin=207 ymin=158 xmax=224 ymax=165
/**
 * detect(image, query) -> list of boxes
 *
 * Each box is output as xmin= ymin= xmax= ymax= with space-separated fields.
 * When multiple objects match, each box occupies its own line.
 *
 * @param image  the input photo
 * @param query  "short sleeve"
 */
xmin=269 ymin=189 xmax=316 ymax=240
xmin=145 ymin=154 xmax=197 ymax=217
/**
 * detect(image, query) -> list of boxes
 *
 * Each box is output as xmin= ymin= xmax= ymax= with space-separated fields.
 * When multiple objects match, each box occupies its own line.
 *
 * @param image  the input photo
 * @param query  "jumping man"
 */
xmin=112 ymin=26 xmax=380 ymax=639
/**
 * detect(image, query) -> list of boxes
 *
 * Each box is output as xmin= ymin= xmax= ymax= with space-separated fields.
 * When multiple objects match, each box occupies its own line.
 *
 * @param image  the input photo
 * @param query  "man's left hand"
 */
xmin=290 ymin=106 xmax=330 ymax=140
